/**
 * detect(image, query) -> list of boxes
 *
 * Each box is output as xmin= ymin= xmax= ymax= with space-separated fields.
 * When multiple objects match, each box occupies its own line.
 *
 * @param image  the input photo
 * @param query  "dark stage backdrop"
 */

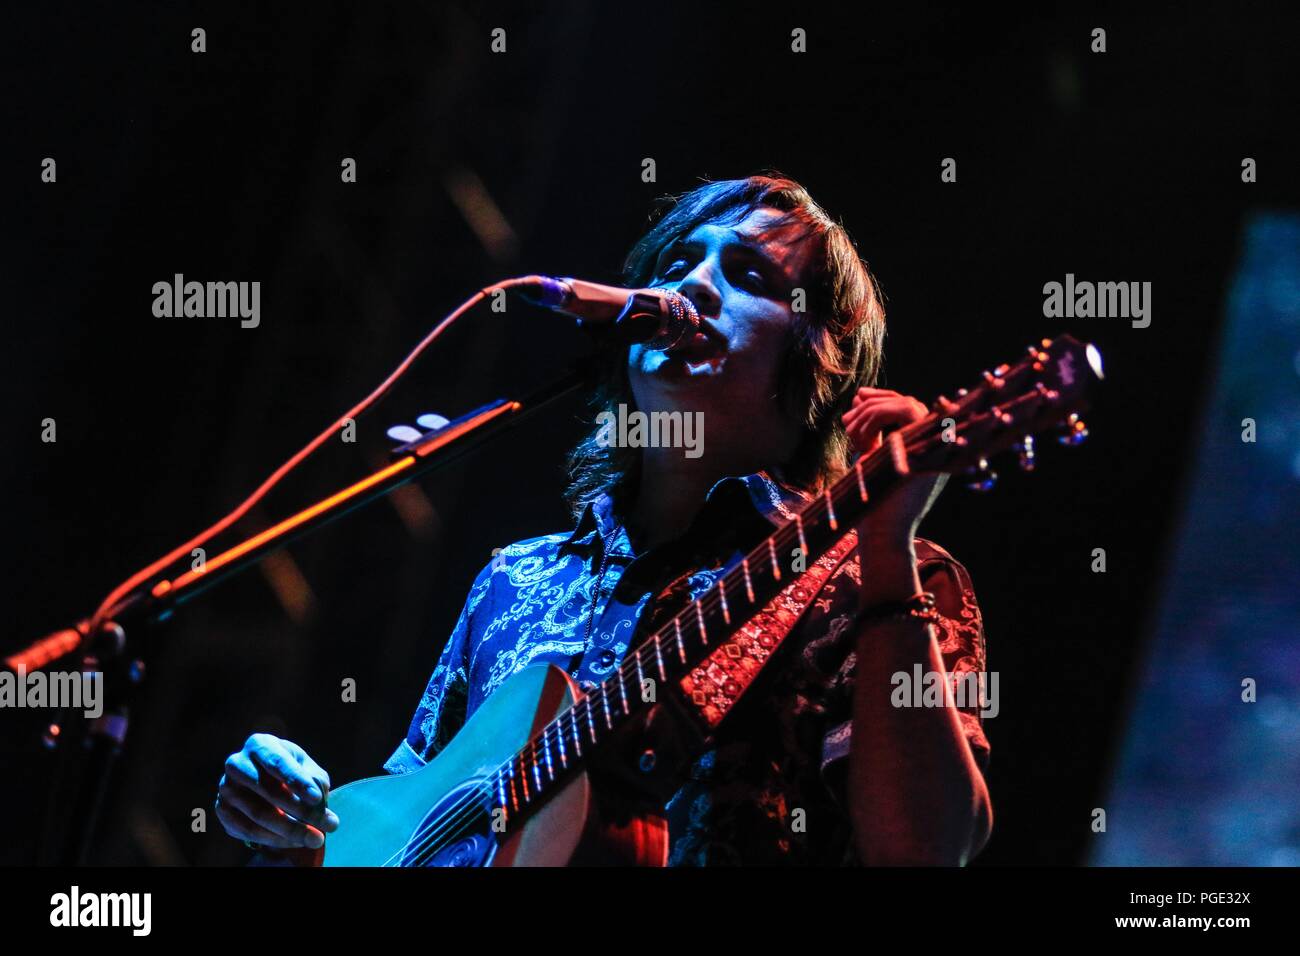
xmin=2 ymin=2 xmax=1296 ymax=865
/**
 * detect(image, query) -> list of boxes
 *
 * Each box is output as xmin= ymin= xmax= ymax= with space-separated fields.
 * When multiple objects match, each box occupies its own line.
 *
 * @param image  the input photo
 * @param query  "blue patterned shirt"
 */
xmin=383 ymin=471 xmax=990 ymax=865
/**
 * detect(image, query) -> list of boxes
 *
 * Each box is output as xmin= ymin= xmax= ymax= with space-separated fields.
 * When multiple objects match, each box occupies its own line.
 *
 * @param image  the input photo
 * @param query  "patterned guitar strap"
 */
xmin=674 ymin=529 xmax=860 ymax=734
xmin=598 ymin=530 xmax=861 ymax=805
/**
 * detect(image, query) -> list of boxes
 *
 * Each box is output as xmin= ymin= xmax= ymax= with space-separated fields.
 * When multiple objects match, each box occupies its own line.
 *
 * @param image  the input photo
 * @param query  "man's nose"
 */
xmin=677 ymin=261 xmax=723 ymax=318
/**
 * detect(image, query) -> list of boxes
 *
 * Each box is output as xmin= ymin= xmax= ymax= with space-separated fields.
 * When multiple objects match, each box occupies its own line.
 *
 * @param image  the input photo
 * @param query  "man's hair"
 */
xmin=565 ymin=173 xmax=887 ymax=518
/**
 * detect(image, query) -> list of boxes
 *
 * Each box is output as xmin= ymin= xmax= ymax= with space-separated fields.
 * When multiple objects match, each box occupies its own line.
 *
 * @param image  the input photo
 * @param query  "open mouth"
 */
xmin=683 ymin=354 xmax=726 ymax=374
xmin=667 ymin=330 xmax=727 ymax=374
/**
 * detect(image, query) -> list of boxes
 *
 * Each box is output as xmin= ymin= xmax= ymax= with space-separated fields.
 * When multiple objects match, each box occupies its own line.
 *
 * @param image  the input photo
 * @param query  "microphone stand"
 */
xmin=10 ymin=356 xmax=599 ymax=865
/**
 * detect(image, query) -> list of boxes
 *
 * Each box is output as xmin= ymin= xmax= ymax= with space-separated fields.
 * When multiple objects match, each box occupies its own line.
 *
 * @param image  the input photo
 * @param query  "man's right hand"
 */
xmin=215 ymin=733 xmax=339 ymax=862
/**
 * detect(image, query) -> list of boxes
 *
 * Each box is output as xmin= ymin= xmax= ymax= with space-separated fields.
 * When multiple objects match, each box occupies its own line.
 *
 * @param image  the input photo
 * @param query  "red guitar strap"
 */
xmin=676 ymin=529 xmax=859 ymax=733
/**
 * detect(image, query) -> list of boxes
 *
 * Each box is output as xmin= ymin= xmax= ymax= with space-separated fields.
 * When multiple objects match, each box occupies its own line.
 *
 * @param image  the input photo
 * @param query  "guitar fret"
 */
xmin=635 ymin=648 xmax=644 ymax=689
xmin=507 ymin=763 xmax=519 ymax=812
xmin=617 ymin=671 xmax=629 ymax=714
xmin=888 ymin=430 xmax=910 ymax=474
xmin=719 ymin=578 xmax=731 ymax=624
xmin=656 ymin=633 xmax=667 ymax=678
xmin=695 ymin=599 xmax=707 ymax=644
xmin=542 ymin=735 xmax=554 ymax=781
xmin=532 ymin=750 xmax=544 ymax=791
xmin=570 ymin=711 xmax=582 ymax=757
xmin=855 ymin=460 xmax=868 ymax=501
xmin=512 ymin=754 xmax=527 ymax=801
xmin=556 ymin=719 xmax=567 ymax=768
xmin=600 ymin=689 xmax=612 ymax=729
xmin=825 ymin=489 xmax=838 ymax=530
xmin=742 ymin=557 xmax=755 ymax=602
xmin=769 ymin=537 xmax=780 ymax=581
xmin=674 ymin=618 xmax=686 ymax=663
xmin=795 ymin=514 xmax=808 ymax=556
xmin=522 ymin=749 xmax=538 ymax=806
xmin=586 ymin=698 xmax=597 ymax=743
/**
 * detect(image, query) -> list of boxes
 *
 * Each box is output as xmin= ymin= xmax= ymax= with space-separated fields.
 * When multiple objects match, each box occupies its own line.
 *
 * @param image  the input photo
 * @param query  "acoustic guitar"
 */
xmin=320 ymin=336 xmax=1102 ymax=866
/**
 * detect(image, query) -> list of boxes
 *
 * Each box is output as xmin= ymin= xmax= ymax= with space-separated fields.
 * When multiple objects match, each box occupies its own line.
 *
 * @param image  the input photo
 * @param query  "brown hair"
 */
xmin=565 ymin=174 xmax=887 ymax=518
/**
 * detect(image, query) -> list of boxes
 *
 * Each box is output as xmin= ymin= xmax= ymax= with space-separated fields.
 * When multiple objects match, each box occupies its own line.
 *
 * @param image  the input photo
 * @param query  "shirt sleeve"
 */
xmin=382 ymin=560 xmax=495 ymax=775
xmin=917 ymin=552 xmax=991 ymax=771
xmin=819 ymin=546 xmax=991 ymax=792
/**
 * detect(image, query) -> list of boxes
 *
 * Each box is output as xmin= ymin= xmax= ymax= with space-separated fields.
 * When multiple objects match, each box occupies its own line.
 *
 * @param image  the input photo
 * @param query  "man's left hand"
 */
xmin=841 ymin=387 xmax=948 ymax=549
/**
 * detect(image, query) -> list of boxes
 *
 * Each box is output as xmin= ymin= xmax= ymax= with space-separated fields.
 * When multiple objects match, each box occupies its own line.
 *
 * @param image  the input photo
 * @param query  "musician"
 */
xmin=214 ymin=174 xmax=993 ymax=865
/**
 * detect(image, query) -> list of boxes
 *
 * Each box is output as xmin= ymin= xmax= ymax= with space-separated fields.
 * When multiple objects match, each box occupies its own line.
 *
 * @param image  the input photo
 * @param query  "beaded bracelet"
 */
xmin=856 ymin=590 xmax=941 ymax=627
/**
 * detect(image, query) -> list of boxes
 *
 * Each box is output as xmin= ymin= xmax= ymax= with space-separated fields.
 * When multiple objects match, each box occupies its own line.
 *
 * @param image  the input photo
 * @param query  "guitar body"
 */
xmin=322 ymin=664 xmax=669 ymax=866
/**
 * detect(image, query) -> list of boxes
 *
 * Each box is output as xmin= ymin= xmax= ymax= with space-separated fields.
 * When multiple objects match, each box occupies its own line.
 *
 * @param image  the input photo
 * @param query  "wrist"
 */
xmin=857 ymin=535 xmax=920 ymax=605
xmin=855 ymin=590 xmax=941 ymax=629
xmin=857 ymin=525 xmax=918 ymax=553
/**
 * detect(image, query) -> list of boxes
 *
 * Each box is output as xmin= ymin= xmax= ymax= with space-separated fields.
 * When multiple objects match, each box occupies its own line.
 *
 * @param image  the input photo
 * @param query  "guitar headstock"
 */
xmin=905 ymin=335 xmax=1104 ymax=489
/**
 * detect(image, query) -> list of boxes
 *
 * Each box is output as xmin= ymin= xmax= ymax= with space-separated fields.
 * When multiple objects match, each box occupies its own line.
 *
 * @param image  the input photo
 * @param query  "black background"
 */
xmin=2 ymin=1 xmax=1296 ymax=865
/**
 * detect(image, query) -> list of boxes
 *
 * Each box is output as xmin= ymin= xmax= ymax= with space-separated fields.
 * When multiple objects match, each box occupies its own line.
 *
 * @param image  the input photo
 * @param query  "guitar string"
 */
xmin=374 ymin=415 xmax=953 ymax=865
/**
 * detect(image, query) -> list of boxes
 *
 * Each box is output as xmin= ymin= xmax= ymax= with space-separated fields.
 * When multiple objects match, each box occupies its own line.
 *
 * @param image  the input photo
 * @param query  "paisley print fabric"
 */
xmin=383 ymin=471 xmax=990 ymax=865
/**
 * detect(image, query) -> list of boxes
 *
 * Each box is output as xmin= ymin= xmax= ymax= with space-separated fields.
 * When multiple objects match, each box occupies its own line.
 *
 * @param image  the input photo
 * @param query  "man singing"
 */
xmin=214 ymin=174 xmax=993 ymax=865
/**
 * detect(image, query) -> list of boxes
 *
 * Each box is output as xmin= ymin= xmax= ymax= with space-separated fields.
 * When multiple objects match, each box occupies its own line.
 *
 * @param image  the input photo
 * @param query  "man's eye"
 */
xmin=659 ymin=258 xmax=688 ymax=278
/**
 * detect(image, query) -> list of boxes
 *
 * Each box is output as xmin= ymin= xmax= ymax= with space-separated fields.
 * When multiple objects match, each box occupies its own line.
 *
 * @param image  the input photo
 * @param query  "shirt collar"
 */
xmin=732 ymin=468 xmax=813 ymax=526
xmin=561 ymin=491 xmax=634 ymax=557
xmin=561 ymin=468 xmax=810 ymax=557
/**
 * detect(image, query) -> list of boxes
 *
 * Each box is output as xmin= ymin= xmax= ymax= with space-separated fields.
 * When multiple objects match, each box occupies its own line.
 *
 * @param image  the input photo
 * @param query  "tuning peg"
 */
xmin=1034 ymin=382 xmax=1061 ymax=403
xmin=1057 ymin=412 xmax=1089 ymax=446
xmin=964 ymin=457 xmax=998 ymax=492
xmin=1017 ymin=435 xmax=1036 ymax=471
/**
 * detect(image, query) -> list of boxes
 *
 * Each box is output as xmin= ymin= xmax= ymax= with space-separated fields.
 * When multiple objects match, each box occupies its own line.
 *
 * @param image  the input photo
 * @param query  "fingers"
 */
xmin=213 ymin=798 xmax=287 ymax=847
xmin=281 ymin=738 xmax=332 ymax=793
xmin=217 ymin=764 xmax=336 ymax=846
xmin=217 ymin=736 xmax=339 ymax=850
xmin=245 ymin=734 xmax=323 ymax=802
xmin=842 ymin=390 xmax=928 ymax=455
xmin=215 ymin=787 xmax=324 ymax=849
xmin=224 ymin=749 xmax=308 ymax=821
xmin=843 ymin=388 xmax=928 ymax=422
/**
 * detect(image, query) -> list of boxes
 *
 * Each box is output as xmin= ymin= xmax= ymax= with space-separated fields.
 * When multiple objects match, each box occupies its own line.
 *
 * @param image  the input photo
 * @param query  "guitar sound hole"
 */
xmin=398 ymin=781 xmax=498 ymax=867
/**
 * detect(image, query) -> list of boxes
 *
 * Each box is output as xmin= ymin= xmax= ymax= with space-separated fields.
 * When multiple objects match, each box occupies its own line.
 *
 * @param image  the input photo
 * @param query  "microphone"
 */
xmin=519 ymin=276 xmax=700 ymax=351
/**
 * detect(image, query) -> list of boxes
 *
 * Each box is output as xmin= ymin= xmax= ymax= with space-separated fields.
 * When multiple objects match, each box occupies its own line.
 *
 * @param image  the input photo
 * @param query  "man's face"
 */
xmin=628 ymin=206 xmax=815 ymax=426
